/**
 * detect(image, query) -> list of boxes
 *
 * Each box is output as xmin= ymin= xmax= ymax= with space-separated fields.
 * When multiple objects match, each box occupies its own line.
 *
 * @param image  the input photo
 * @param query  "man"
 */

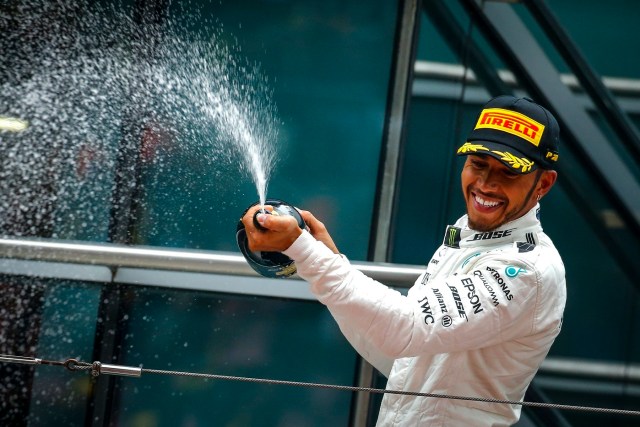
xmin=242 ymin=95 xmax=566 ymax=426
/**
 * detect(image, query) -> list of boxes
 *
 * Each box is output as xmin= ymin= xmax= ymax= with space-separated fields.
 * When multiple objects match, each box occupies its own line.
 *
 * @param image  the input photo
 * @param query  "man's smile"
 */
xmin=471 ymin=191 xmax=505 ymax=213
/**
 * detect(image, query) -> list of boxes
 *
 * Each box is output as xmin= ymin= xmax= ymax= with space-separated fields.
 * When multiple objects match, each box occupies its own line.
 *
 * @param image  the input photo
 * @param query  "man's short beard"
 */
xmin=467 ymin=216 xmax=499 ymax=232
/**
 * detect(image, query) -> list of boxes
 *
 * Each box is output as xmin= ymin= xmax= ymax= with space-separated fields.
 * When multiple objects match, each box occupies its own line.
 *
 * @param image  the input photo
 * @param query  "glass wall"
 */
xmin=112 ymin=288 xmax=356 ymax=426
xmin=0 ymin=272 xmax=358 ymax=426
xmin=0 ymin=0 xmax=398 ymax=259
xmin=0 ymin=275 xmax=102 ymax=425
xmin=0 ymin=0 xmax=399 ymax=425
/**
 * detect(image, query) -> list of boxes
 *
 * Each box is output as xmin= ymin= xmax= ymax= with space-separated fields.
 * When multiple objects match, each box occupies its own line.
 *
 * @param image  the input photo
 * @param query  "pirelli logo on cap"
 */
xmin=475 ymin=108 xmax=545 ymax=147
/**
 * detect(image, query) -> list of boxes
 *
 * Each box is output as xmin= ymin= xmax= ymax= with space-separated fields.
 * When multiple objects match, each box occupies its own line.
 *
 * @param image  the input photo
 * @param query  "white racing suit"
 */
xmin=283 ymin=205 xmax=566 ymax=426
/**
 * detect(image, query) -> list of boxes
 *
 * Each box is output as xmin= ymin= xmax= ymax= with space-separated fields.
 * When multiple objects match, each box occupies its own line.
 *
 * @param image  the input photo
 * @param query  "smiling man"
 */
xmin=242 ymin=95 xmax=566 ymax=426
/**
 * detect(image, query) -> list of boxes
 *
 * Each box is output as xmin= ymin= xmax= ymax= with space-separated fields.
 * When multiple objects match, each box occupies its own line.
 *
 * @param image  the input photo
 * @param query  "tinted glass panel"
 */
xmin=0 ymin=272 xmax=358 ymax=426
xmin=0 ymin=0 xmax=397 ymax=260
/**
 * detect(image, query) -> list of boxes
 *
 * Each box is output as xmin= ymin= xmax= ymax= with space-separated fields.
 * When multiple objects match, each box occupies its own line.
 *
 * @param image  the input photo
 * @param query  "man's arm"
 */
xmin=286 ymin=232 xmax=563 ymax=358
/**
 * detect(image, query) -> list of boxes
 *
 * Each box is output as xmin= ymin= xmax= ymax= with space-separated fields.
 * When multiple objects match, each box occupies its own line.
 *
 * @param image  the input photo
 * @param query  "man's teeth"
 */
xmin=475 ymin=195 xmax=500 ymax=207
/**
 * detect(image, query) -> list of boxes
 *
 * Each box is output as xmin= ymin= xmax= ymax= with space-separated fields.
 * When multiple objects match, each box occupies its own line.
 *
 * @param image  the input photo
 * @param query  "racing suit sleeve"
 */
xmin=284 ymin=230 xmax=564 ymax=361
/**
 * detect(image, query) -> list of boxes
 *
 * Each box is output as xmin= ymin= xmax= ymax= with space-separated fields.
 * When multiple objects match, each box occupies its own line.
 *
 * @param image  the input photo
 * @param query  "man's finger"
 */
xmin=257 ymin=212 xmax=300 ymax=232
xmin=242 ymin=205 xmax=273 ymax=229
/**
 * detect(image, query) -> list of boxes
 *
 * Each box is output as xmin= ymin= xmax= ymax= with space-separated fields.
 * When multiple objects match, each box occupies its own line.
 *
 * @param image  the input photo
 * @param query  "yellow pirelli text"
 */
xmin=475 ymin=108 xmax=545 ymax=147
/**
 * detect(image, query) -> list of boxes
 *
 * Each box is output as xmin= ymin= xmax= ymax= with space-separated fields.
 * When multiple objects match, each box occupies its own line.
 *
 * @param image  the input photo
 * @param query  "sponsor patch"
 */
xmin=444 ymin=226 xmax=462 ymax=249
xmin=505 ymin=266 xmax=526 ymax=278
xmin=516 ymin=242 xmax=535 ymax=253
xmin=471 ymin=229 xmax=514 ymax=241
xmin=418 ymin=296 xmax=435 ymax=325
xmin=475 ymin=108 xmax=545 ymax=147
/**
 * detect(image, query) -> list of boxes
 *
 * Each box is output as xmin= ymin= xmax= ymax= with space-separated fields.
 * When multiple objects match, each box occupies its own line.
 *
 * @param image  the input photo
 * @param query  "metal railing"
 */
xmin=414 ymin=60 xmax=640 ymax=97
xmin=0 ymin=237 xmax=425 ymax=284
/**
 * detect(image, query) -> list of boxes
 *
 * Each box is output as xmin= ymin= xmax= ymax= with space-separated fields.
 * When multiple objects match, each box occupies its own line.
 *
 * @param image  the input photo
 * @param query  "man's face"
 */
xmin=461 ymin=155 xmax=556 ymax=231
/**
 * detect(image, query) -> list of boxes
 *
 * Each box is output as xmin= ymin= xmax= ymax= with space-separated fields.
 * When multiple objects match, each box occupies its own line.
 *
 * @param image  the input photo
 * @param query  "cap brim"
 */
xmin=456 ymin=140 xmax=538 ymax=174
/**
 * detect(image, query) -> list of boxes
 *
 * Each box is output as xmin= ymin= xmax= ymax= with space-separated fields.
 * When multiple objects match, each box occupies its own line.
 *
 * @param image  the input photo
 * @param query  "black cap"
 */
xmin=457 ymin=95 xmax=560 ymax=174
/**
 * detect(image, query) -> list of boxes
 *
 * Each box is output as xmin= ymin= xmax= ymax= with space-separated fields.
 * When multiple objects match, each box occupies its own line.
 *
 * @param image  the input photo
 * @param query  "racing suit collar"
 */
xmin=444 ymin=204 xmax=542 ymax=249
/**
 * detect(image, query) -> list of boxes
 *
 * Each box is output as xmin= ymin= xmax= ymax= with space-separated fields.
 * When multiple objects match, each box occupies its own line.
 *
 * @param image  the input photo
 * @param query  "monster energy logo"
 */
xmin=444 ymin=226 xmax=461 ymax=248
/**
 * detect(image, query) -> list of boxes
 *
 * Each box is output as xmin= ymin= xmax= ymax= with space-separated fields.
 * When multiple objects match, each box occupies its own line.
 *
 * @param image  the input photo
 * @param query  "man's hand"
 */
xmin=241 ymin=205 xmax=303 ymax=252
xmin=241 ymin=205 xmax=340 ymax=255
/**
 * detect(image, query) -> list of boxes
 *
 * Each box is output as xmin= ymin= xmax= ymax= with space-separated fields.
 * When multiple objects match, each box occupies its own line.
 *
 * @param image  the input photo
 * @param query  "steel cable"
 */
xmin=3 ymin=355 xmax=640 ymax=418
xmin=140 ymin=367 xmax=640 ymax=417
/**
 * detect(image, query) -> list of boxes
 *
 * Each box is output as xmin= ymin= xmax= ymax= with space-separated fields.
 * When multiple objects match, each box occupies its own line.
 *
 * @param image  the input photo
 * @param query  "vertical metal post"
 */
xmin=369 ymin=0 xmax=421 ymax=264
xmin=356 ymin=0 xmax=421 ymax=426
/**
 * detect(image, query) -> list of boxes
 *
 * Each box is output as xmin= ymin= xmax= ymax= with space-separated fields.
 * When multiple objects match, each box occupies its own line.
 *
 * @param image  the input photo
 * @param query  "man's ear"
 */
xmin=538 ymin=170 xmax=557 ymax=197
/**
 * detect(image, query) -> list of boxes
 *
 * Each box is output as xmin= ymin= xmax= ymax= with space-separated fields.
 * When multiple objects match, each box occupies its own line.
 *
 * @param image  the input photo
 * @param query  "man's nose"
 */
xmin=477 ymin=169 xmax=499 ymax=189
